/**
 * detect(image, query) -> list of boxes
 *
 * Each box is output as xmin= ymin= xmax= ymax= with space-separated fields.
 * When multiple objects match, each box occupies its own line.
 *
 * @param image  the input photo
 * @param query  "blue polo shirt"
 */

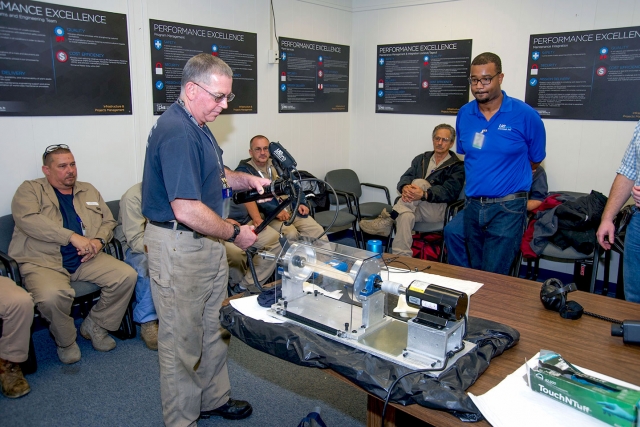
xmin=142 ymin=102 xmax=225 ymax=221
xmin=456 ymin=91 xmax=546 ymax=198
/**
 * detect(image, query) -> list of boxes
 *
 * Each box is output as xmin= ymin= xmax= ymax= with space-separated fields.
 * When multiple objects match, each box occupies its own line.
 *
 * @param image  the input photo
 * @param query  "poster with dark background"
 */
xmin=375 ymin=39 xmax=472 ymax=115
xmin=525 ymin=26 xmax=640 ymax=121
xmin=150 ymin=20 xmax=257 ymax=115
xmin=0 ymin=0 xmax=131 ymax=116
xmin=278 ymin=37 xmax=349 ymax=113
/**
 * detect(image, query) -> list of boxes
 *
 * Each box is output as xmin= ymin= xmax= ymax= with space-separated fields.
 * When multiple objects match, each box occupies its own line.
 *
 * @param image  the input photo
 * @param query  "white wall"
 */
xmin=351 ymin=0 xmax=640 ymax=201
xmin=0 ymin=0 xmax=353 ymax=215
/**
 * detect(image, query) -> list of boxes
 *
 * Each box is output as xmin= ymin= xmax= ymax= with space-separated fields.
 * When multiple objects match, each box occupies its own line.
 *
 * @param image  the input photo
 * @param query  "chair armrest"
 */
xmin=333 ymin=190 xmax=360 ymax=219
xmin=104 ymin=237 xmax=125 ymax=261
xmin=443 ymin=199 xmax=466 ymax=226
xmin=0 ymin=251 xmax=22 ymax=287
xmin=361 ymin=182 xmax=391 ymax=205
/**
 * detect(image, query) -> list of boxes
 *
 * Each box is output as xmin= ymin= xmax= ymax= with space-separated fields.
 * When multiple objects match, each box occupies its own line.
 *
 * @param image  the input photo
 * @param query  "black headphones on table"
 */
xmin=540 ymin=278 xmax=584 ymax=320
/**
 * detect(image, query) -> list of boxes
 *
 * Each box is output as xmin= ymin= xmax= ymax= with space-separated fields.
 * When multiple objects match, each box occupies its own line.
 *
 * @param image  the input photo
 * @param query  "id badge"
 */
xmin=221 ymin=187 xmax=232 ymax=219
xmin=472 ymin=132 xmax=485 ymax=149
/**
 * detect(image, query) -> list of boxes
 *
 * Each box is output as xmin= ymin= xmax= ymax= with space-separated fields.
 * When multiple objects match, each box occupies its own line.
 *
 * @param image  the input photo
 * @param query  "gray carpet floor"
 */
xmin=0 ymin=319 xmax=367 ymax=427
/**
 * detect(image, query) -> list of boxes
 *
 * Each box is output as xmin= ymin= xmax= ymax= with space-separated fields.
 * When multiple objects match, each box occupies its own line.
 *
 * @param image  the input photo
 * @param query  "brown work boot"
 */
xmin=140 ymin=320 xmax=158 ymax=351
xmin=0 ymin=358 xmax=31 ymax=398
xmin=80 ymin=314 xmax=116 ymax=352
xmin=360 ymin=209 xmax=394 ymax=236
xmin=57 ymin=341 xmax=81 ymax=364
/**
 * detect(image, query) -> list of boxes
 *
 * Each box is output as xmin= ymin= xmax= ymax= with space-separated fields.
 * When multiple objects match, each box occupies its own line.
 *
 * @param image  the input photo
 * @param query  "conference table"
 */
xmin=225 ymin=255 xmax=640 ymax=427
xmin=319 ymin=255 xmax=640 ymax=427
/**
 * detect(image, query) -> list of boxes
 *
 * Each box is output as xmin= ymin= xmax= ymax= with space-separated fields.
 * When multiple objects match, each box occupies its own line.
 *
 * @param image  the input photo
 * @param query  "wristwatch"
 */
xmin=97 ymin=238 xmax=106 ymax=247
xmin=227 ymin=224 xmax=241 ymax=242
xmin=420 ymin=190 xmax=428 ymax=202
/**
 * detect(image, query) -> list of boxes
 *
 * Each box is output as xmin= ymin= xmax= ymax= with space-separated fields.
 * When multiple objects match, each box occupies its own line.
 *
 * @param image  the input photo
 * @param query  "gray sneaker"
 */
xmin=57 ymin=341 xmax=81 ymax=364
xmin=360 ymin=209 xmax=393 ymax=236
xmin=80 ymin=315 xmax=116 ymax=352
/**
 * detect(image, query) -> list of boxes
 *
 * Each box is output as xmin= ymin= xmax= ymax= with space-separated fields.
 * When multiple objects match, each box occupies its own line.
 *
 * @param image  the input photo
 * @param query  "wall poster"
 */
xmin=0 ymin=0 xmax=132 ymax=116
xmin=278 ymin=37 xmax=350 ymax=113
xmin=525 ymin=27 xmax=640 ymax=121
xmin=150 ymin=19 xmax=257 ymax=115
xmin=376 ymin=39 xmax=472 ymax=115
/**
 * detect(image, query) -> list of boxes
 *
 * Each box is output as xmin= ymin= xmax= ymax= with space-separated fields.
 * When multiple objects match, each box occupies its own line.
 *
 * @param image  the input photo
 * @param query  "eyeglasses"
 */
xmin=468 ymin=73 xmax=500 ymax=86
xmin=193 ymin=82 xmax=235 ymax=103
xmin=42 ymin=144 xmax=70 ymax=162
xmin=433 ymin=136 xmax=451 ymax=143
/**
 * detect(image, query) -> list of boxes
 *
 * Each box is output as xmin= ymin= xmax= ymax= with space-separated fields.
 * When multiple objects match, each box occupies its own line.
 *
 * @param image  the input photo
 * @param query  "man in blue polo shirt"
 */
xmin=456 ymin=52 xmax=546 ymax=275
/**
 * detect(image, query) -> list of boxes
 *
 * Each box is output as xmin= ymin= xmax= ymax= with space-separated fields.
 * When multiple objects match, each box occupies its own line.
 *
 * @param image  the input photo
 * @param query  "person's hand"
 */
xmin=596 ymin=220 xmax=615 ymax=250
xmin=89 ymin=238 xmax=104 ymax=255
xmin=401 ymin=184 xmax=423 ymax=203
xmin=276 ymin=210 xmax=290 ymax=221
xmin=69 ymin=233 xmax=98 ymax=262
xmin=632 ymin=185 xmax=640 ymax=207
xmin=252 ymin=217 xmax=264 ymax=228
xmin=298 ymin=205 xmax=310 ymax=215
xmin=233 ymin=225 xmax=257 ymax=250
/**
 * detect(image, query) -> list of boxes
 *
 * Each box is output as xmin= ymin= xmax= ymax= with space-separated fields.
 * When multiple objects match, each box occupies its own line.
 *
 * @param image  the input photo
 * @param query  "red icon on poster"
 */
xmin=56 ymin=51 xmax=68 ymax=63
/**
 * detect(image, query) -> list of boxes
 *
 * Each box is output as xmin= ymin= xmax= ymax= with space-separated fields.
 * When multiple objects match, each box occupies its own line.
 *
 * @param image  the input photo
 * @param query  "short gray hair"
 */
xmin=432 ymin=124 xmax=455 ymax=143
xmin=181 ymin=53 xmax=233 ymax=89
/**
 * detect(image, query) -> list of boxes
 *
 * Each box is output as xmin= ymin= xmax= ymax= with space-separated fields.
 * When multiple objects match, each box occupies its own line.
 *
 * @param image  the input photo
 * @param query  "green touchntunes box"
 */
xmin=527 ymin=350 xmax=640 ymax=427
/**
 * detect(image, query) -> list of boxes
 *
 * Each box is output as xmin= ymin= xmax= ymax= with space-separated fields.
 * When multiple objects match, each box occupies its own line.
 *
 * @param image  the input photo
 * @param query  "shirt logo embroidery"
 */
xmin=497 ymin=124 xmax=512 ymax=131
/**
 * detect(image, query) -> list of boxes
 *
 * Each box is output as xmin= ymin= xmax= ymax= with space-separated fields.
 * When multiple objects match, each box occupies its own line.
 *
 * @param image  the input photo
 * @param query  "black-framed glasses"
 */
xmin=433 ymin=136 xmax=451 ymax=143
xmin=193 ymin=82 xmax=235 ymax=103
xmin=42 ymin=144 xmax=70 ymax=163
xmin=468 ymin=73 xmax=500 ymax=86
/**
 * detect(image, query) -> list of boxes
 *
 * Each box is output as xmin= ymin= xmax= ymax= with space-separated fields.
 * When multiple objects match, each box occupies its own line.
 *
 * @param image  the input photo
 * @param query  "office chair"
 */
xmin=524 ymin=191 xmax=602 ymax=293
xmin=311 ymin=190 xmax=361 ymax=248
xmin=324 ymin=169 xmax=392 ymax=249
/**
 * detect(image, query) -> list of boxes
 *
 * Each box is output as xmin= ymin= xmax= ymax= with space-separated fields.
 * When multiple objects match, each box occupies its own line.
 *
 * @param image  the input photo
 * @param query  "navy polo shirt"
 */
xmin=142 ymin=102 xmax=225 ymax=221
xmin=54 ymin=188 xmax=83 ymax=273
xmin=456 ymin=91 xmax=546 ymax=198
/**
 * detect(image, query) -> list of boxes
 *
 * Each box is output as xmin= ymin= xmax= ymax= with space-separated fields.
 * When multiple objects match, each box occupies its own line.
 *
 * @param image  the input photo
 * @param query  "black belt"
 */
xmin=149 ymin=220 xmax=194 ymax=232
xmin=470 ymin=192 xmax=528 ymax=204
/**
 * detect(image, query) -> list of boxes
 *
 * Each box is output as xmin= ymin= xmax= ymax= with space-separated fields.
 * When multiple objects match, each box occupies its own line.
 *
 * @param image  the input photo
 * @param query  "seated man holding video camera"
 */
xmin=236 ymin=135 xmax=327 ymax=242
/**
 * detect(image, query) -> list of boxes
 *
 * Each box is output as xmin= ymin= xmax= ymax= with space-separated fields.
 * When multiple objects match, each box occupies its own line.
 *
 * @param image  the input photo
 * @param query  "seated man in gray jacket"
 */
xmin=360 ymin=124 xmax=465 ymax=256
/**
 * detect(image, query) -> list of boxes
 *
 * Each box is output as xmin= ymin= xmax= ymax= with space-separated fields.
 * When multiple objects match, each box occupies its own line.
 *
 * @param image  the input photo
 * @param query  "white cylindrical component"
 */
xmin=258 ymin=251 xmax=277 ymax=261
xmin=380 ymin=280 xmax=406 ymax=296
xmin=304 ymin=260 xmax=355 ymax=284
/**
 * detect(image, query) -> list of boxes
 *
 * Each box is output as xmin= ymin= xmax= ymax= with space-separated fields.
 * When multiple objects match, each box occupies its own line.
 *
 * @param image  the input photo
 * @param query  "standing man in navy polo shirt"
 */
xmin=142 ymin=54 xmax=270 ymax=426
xmin=456 ymin=52 xmax=546 ymax=275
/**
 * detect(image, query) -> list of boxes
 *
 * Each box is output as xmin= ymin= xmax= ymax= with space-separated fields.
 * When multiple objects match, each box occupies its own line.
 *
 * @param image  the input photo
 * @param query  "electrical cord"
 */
xmin=270 ymin=0 xmax=279 ymax=45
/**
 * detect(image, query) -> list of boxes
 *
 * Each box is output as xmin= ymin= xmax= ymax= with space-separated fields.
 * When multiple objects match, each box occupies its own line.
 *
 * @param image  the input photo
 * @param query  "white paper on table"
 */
xmin=229 ymin=295 xmax=283 ymax=324
xmin=469 ymin=352 xmax=640 ymax=427
xmin=383 ymin=268 xmax=483 ymax=318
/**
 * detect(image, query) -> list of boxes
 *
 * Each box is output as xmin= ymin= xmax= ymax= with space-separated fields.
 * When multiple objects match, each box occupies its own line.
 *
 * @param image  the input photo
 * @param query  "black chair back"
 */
xmin=0 ymin=214 xmax=15 ymax=254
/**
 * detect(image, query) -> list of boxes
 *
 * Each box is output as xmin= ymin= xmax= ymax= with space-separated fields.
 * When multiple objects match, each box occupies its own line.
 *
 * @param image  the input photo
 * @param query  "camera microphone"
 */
xmin=269 ymin=141 xmax=297 ymax=176
xmin=232 ymin=179 xmax=290 ymax=204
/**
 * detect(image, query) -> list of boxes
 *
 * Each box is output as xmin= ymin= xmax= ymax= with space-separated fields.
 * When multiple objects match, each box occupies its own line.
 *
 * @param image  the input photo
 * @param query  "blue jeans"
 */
xmin=124 ymin=249 xmax=157 ymax=324
xmin=444 ymin=211 xmax=470 ymax=267
xmin=463 ymin=197 xmax=527 ymax=275
xmin=623 ymin=208 xmax=640 ymax=303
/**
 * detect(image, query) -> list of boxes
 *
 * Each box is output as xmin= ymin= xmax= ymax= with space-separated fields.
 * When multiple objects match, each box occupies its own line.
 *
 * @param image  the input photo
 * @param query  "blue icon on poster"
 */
xmin=155 ymin=81 xmax=164 ymax=90
xmin=531 ymin=51 xmax=540 ymax=61
xmin=54 ymin=27 xmax=64 ymax=36
xmin=318 ymin=55 xmax=323 ymax=62
xmin=154 ymin=39 xmax=163 ymax=50
xmin=379 ymin=57 xmax=385 ymax=66
xmin=377 ymin=90 xmax=384 ymax=97
xmin=529 ymin=78 xmax=538 ymax=86
xmin=423 ymin=55 xmax=429 ymax=62
xmin=280 ymin=84 xmax=286 ymax=91
xmin=212 ymin=44 xmax=218 ymax=53
xmin=281 ymin=52 xmax=287 ymax=61
xmin=600 ymin=47 xmax=609 ymax=55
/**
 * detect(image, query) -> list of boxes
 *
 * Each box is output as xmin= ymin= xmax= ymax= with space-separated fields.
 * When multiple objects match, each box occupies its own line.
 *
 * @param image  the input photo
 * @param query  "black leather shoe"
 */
xmin=200 ymin=398 xmax=253 ymax=420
